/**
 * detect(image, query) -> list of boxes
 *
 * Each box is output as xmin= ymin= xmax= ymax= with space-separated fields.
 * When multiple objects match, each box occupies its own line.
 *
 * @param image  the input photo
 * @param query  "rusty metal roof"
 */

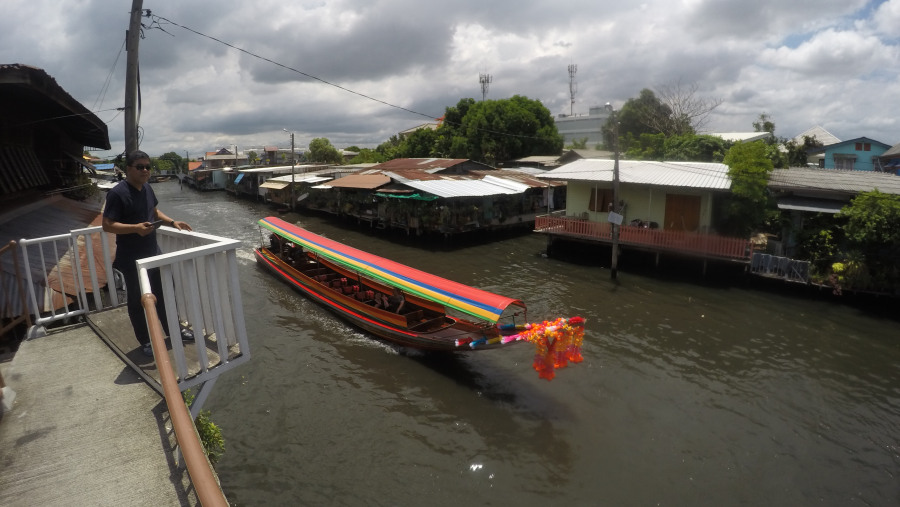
xmin=328 ymin=173 xmax=391 ymax=189
xmin=0 ymin=195 xmax=110 ymax=320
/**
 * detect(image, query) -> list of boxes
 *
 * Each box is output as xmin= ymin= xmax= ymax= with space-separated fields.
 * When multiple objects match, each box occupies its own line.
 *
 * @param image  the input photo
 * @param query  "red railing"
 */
xmin=535 ymin=215 xmax=751 ymax=260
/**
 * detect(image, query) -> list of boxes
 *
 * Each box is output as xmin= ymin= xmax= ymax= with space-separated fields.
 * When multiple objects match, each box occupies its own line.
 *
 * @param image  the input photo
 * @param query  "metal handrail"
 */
xmin=17 ymin=224 xmax=251 ymax=502
xmin=143 ymin=294 xmax=228 ymax=507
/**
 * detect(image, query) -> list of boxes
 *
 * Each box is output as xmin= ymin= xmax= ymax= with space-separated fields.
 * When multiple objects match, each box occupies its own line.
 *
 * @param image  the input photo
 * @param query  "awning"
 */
xmin=776 ymin=196 xmax=846 ymax=214
xmin=260 ymin=180 xmax=290 ymax=190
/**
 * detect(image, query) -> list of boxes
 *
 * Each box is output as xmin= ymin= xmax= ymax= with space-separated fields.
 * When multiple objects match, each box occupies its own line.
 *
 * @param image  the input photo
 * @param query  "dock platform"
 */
xmin=0 ymin=308 xmax=200 ymax=506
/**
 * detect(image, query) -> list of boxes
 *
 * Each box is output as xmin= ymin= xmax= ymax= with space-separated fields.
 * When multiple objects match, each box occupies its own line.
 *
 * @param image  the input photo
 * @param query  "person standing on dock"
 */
xmin=102 ymin=150 xmax=193 ymax=357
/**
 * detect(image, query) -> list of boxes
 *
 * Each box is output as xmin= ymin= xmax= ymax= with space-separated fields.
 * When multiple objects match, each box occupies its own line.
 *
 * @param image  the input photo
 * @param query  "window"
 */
xmin=835 ymin=158 xmax=855 ymax=170
xmin=856 ymin=142 xmax=862 ymax=151
xmin=588 ymin=188 xmax=614 ymax=212
xmin=855 ymin=142 xmax=872 ymax=151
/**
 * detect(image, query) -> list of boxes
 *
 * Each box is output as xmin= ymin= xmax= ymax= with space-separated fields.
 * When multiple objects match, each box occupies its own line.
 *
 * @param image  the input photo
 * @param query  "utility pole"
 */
xmin=568 ymin=64 xmax=577 ymax=116
xmin=124 ymin=0 xmax=144 ymax=155
xmin=284 ymin=129 xmax=295 ymax=211
xmin=479 ymin=73 xmax=492 ymax=101
xmin=606 ymin=102 xmax=621 ymax=280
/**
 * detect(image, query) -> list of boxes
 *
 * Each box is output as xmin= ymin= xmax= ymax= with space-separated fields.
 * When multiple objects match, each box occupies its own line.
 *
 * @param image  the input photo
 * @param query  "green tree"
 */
xmin=153 ymin=157 xmax=175 ymax=174
xmin=308 ymin=138 xmax=343 ymax=164
xmin=434 ymin=95 xmax=562 ymax=165
xmin=157 ymin=151 xmax=184 ymax=173
xmin=753 ymin=113 xmax=775 ymax=137
xmin=566 ymin=137 xmax=589 ymax=150
xmin=603 ymin=89 xmax=674 ymax=151
xmin=837 ymin=190 xmax=900 ymax=289
xmin=375 ymin=135 xmax=403 ymax=160
xmin=398 ymin=127 xmax=439 ymax=158
xmin=248 ymin=151 xmax=259 ymax=165
xmin=625 ymin=133 xmax=730 ymax=162
xmin=719 ymin=141 xmax=775 ymax=236
xmin=349 ymin=148 xmax=387 ymax=164
xmin=783 ymin=135 xmax=823 ymax=167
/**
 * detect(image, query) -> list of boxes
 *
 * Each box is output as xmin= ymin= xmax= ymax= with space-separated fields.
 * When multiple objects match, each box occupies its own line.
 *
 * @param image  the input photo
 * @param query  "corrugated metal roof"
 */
xmin=472 ymin=169 xmax=567 ymax=188
xmin=399 ymin=178 xmax=528 ymax=198
xmin=381 ymin=169 xmax=444 ymax=181
xmin=710 ymin=132 xmax=772 ymax=142
xmin=0 ymin=64 xmax=111 ymax=150
xmin=373 ymin=158 xmax=472 ymax=171
xmin=236 ymin=166 xmax=298 ymax=174
xmin=769 ymin=167 xmax=900 ymax=195
xmin=259 ymin=181 xmax=290 ymax=190
xmin=538 ymin=159 xmax=732 ymax=190
xmin=882 ymin=142 xmax=900 ymax=158
xmin=328 ymin=173 xmax=391 ymax=189
xmin=268 ymin=174 xmax=333 ymax=184
xmin=792 ymin=126 xmax=840 ymax=146
xmin=1 ymin=195 xmax=109 ymax=319
xmin=776 ymin=196 xmax=846 ymax=213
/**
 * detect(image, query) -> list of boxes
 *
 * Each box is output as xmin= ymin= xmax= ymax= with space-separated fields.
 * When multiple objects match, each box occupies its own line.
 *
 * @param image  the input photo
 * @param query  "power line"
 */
xmin=93 ymin=39 xmax=126 ymax=111
xmin=148 ymin=14 xmax=551 ymax=141
xmin=13 ymin=108 xmax=124 ymax=127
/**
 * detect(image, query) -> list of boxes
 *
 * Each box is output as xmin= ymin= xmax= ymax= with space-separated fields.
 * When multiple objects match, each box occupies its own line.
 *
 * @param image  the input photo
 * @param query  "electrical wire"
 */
xmin=92 ymin=39 xmax=126 ymax=111
xmin=147 ymin=14 xmax=551 ymax=141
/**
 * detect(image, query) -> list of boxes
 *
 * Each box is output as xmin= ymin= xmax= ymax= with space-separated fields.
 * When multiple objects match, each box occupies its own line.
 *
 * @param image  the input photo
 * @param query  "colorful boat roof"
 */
xmin=259 ymin=217 xmax=525 ymax=322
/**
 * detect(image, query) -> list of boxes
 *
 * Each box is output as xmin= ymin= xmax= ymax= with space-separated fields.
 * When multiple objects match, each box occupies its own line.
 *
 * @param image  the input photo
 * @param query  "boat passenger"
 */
xmin=386 ymin=287 xmax=405 ymax=313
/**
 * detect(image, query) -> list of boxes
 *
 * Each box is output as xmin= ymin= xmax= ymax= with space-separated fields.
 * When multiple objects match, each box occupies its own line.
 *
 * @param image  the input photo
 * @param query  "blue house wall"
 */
xmin=816 ymin=137 xmax=890 ymax=171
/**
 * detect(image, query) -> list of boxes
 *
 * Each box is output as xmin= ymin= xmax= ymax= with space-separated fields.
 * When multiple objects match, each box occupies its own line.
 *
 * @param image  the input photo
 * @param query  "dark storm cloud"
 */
xmin=4 ymin=0 xmax=900 ymax=155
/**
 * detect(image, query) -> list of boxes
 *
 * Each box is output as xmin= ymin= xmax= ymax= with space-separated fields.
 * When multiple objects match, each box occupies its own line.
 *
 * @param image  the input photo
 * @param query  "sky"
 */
xmin=4 ymin=0 xmax=900 ymax=158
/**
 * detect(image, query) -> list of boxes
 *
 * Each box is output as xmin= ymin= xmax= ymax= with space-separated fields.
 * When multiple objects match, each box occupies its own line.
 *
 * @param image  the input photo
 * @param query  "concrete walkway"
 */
xmin=0 ymin=322 xmax=198 ymax=506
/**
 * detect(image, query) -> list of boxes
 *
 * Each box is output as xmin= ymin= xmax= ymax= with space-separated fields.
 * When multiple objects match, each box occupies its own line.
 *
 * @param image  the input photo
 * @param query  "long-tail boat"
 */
xmin=254 ymin=216 xmax=530 ymax=351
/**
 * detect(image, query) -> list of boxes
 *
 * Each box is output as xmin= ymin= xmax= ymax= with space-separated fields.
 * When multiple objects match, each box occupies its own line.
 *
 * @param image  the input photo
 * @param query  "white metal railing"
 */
xmin=18 ymin=226 xmax=119 ymax=333
xmin=136 ymin=227 xmax=251 ymax=413
xmin=19 ymin=226 xmax=250 ymax=409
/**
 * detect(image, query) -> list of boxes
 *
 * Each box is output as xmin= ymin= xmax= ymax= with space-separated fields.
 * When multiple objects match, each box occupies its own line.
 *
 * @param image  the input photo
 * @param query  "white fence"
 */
xmin=18 ymin=226 xmax=250 ymax=412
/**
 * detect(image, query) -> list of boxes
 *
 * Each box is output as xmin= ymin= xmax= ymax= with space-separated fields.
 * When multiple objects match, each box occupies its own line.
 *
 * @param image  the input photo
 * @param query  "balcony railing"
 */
xmin=16 ymin=224 xmax=250 ymax=502
xmin=535 ymin=214 xmax=751 ymax=260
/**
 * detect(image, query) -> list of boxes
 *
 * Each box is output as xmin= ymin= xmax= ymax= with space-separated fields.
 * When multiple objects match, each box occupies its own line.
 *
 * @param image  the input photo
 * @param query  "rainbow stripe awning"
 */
xmin=259 ymin=217 xmax=524 ymax=322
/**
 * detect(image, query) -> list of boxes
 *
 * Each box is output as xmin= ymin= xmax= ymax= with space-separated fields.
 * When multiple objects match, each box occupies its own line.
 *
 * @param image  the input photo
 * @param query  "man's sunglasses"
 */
xmin=131 ymin=164 xmax=151 ymax=170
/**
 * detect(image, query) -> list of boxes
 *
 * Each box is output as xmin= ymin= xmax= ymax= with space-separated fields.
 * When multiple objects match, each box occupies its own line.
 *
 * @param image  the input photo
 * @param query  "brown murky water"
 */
xmin=156 ymin=182 xmax=900 ymax=506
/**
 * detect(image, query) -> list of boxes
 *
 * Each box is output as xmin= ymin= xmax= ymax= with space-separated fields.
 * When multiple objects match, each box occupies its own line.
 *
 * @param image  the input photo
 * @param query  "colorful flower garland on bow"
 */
xmin=498 ymin=316 xmax=585 ymax=380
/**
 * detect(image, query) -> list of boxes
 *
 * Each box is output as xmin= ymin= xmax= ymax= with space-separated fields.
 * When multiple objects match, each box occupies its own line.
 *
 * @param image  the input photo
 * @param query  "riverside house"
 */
xmin=534 ymin=158 xmax=751 ymax=266
xmin=302 ymin=158 xmax=566 ymax=236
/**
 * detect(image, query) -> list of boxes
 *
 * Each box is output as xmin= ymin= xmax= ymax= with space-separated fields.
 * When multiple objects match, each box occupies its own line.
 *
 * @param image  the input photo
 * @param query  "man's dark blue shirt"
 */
xmin=103 ymin=180 xmax=160 ymax=261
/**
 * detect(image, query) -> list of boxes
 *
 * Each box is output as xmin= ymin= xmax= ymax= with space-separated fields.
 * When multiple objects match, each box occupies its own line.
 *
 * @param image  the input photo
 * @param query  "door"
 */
xmin=664 ymin=194 xmax=701 ymax=231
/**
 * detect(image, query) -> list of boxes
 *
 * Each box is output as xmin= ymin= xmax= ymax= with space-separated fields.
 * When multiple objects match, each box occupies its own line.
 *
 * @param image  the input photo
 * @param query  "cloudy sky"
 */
xmin=4 ymin=0 xmax=900 ymax=157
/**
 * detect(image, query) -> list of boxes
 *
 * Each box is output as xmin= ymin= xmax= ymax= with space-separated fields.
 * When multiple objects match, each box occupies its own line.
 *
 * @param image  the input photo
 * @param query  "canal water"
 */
xmin=155 ymin=182 xmax=899 ymax=506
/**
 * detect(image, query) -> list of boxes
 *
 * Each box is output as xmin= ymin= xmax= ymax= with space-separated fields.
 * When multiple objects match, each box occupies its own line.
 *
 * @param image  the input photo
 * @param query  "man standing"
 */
xmin=102 ymin=150 xmax=193 ymax=357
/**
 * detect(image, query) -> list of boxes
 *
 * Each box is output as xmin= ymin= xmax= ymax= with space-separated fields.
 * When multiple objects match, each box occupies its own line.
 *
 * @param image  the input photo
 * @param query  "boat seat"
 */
xmin=403 ymin=310 xmax=424 ymax=322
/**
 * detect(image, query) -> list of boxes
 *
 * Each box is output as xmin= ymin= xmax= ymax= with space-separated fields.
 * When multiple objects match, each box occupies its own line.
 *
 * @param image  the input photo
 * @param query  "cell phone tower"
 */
xmin=568 ymin=64 xmax=577 ymax=116
xmin=479 ymin=73 xmax=492 ymax=101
